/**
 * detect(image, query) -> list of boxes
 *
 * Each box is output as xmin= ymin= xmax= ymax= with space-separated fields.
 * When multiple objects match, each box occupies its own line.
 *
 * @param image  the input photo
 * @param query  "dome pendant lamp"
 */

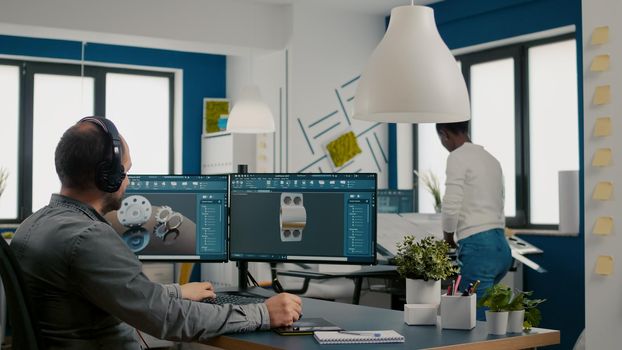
xmin=353 ymin=5 xmax=470 ymax=123
xmin=226 ymin=85 xmax=275 ymax=134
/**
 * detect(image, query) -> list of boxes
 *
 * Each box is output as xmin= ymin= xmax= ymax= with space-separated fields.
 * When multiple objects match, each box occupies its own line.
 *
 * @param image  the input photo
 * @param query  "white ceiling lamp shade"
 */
xmin=226 ymin=85 xmax=275 ymax=133
xmin=353 ymin=5 xmax=470 ymax=123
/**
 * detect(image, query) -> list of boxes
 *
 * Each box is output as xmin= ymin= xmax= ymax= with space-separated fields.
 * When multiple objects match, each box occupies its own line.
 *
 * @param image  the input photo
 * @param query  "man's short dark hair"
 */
xmin=436 ymin=121 xmax=470 ymax=135
xmin=55 ymin=123 xmax=110 ymax=190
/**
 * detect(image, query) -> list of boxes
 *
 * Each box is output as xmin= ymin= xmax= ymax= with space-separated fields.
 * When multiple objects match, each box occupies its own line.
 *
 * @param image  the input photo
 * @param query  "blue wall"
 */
xmin=425 ymin=0 xmax=585 ymax=348
xmin=0 ymin=34 xmax=226 ymax=174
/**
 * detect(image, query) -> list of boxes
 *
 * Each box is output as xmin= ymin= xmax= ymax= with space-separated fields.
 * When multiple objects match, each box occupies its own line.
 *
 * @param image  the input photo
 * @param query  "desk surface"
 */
xmin=207 ymin=297 xmax=559 ymax=350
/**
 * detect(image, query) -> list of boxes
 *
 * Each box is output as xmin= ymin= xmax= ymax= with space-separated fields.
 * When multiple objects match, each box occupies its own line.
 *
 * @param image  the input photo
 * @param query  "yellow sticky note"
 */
xmin=593 ymin=181 xmax=613 ymax=200
xmin=593 ymin=85 xmax=611 ymax=105
xmin=594 ymin=117 xmax=612 ymax=137
xmin=591 ymin=26 xmax=610 ymax=45
xmin=591 ymin=55 xmax=611 ymax=71
xmin=592 ymin=148 xmax=613 ymax=167
xmin=593 ymin=216 xmax=613 ymax=235
xmin=595 ymin=255 xmax=614 ymax=276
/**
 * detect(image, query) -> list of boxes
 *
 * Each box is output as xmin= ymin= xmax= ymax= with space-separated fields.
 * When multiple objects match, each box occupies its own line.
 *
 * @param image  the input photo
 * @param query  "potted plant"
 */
xmin=478 ymin=283 xmax=512 ymax=335
xmin=395 ymin=235 xmax=457 ymax=305
xmin=414 ymin=170 xmax=442 ymax=213
xmin=506 ymin=290 xmax=546 ymax=333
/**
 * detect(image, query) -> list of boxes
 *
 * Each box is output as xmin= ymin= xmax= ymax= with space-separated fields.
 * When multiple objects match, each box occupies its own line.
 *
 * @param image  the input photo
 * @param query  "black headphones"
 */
xmin=78 ymin=116 xmax=126 ymax=193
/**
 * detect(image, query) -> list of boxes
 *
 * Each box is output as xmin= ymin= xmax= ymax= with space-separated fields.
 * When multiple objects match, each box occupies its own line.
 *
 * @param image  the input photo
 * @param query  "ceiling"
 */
xmin=246 ymin=0 xmax=440 ymax=16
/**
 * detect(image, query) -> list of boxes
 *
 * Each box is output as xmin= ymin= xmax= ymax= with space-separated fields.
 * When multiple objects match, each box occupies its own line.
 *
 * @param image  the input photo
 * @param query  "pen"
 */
xmin=338 ymin=331 xmax=381 ymax=337
xmin=454 ymin=275 xmax=462 ymax=295
xmin=471 ymin=280 xmax=481 ymax=294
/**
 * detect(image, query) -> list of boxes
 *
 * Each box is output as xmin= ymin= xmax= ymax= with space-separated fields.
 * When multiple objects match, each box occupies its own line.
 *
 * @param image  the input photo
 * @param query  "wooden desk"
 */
xmin=206 ymin=297 xmax=559 ymax=350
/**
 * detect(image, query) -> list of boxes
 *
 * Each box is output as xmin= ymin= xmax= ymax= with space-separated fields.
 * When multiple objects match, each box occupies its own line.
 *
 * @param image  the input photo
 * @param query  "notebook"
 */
xmin=274 ymin=318 xmax=342 ymax=335
xmin=314 ymin=330 xmax=405 ymax=344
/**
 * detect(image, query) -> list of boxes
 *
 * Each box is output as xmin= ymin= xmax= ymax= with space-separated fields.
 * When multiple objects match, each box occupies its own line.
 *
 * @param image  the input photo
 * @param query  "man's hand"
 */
xmin=444 ymin=231 xmax=457 ymax=249
xmin=180 ymin=282 xmax=215 ymax=301
xmin=265 ymin=293 xmax=303 ymax=328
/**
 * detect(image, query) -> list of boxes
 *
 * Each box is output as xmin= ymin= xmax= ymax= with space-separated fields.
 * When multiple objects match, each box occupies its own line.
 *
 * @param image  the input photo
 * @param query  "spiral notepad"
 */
xmin=314 ymin=330 xmax=405 ymax=344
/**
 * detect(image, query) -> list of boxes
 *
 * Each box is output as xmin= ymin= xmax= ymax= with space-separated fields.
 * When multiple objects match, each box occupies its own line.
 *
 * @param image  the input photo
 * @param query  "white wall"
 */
xmin=583 ymin=0 xmax=622 ymax=348
xmin=285 ymin=3 xmax=389 ymax=186
xmin=0 ymin=0 xmax=291 ymax=55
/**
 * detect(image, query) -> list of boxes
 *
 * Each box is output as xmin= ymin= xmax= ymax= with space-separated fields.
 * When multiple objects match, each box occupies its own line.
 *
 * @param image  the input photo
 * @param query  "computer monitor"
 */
xmin=229 ymin=173 xmax=377 ymax=264
xmin=106 ymin=175 xmax=228 ymax=261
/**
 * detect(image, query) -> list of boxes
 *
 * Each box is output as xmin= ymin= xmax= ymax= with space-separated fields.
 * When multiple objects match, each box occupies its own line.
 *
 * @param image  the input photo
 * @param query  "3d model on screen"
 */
xmin=153 ymin=205 xmax=184 ymax=244
xmin=117 ymin=195 xmax=152 ymax=227
xmin=118 ymin=195 xmax=152 ymax=252
xmin=116 ymin=195 xmax=185 ymax=252
xmin=279 ymin=192 xmax=307 ymax=242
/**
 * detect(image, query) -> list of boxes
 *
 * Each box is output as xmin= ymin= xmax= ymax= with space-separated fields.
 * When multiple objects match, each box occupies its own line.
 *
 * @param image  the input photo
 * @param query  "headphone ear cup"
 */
xmin=96 ymin=160 xmax=123 ymax=193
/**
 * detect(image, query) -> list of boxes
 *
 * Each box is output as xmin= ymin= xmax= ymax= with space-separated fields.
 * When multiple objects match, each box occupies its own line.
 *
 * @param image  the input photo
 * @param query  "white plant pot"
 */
xmin=507 ymin=310 xmax=525 ymax=333
xmin=406 ymin=278 xmax=441 ymax=305
xmin=485 ymin=311 xmax=509 ymax=335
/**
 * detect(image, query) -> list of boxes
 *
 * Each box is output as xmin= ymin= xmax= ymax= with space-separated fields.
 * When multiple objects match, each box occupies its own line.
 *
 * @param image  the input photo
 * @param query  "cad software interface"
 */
xmin=229 ymin=173 xmax=377 ymax=264
xmin=107 ymin=175 xmax=228 ymax=261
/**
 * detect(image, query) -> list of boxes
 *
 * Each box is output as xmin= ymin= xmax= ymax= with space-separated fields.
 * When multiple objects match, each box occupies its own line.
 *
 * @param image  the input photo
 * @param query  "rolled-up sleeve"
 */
xmin=442 ymin=154 xmax=466 ymax=233
xmin=68 ymin=223 xmax=270 ymax=342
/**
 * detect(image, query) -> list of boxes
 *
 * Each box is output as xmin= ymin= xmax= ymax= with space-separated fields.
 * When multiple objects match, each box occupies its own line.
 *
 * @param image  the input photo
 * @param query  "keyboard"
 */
xmin=203 ymin=293 xmax=266 ymax=306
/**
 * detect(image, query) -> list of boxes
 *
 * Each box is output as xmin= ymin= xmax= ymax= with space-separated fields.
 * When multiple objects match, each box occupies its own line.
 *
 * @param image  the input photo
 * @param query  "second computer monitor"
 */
xmin=229 ymin=173 xmax=377 ymax=264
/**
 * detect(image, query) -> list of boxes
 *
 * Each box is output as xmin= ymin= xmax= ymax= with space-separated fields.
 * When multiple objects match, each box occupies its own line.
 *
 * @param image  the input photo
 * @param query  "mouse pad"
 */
xmin=274 ymin=318 xmax=342 ymax=335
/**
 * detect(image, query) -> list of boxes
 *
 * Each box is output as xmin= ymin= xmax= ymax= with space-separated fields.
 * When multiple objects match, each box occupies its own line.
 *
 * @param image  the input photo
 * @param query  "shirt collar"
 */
xmin=49 ymin=194 xmax=109 ymax=224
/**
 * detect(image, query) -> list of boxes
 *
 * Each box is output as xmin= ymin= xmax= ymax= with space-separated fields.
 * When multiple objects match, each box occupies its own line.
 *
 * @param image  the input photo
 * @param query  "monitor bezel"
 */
xmin=122 ymin=173 xmax=230 ymax=263
xmin=228 ymin=172 xmax=378 ymax=265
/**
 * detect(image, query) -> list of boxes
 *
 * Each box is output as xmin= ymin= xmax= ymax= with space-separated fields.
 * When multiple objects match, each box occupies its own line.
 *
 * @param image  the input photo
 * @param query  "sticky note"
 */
xmin=591 ymin=26 xmax=609 ymax=45
xmin=592 ymin=148 xmax=612 ymax=167
xmin=594 ymin=117 xmax=612 ymax=137
xmin=591 ymin=55 xmax=610 ymax=71
xmin=593 ymin=181 xmax=613 ymax=200
xmin=595 ymin=255 xmax=614 ymax=276
xmin=593 ymin=85 xmax=611 ymax=105
xmin=593 ymin=216 xmax=613 ymax=235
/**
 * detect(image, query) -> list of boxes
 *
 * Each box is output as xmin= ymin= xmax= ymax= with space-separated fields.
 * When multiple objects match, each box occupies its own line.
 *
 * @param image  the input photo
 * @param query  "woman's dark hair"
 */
xmin=54 ymin=123 xmax=109 ymax=190
xmin=435 ymin=121 xmax=470 ymax=135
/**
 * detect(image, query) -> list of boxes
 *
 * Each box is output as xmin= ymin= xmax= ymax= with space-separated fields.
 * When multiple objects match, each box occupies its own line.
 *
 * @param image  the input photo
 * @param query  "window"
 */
xmin=0 ymin=65 xmax=20 ymax=219
xmin=0 ymin=59 xmax=174 ymax=222
xmin=413 ymin=34 xmax=579 ymax=228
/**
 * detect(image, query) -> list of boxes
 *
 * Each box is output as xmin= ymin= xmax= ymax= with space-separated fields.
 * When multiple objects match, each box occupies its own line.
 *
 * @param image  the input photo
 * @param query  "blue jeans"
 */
xmin=456 ymin=228 xmax=512 ymax=321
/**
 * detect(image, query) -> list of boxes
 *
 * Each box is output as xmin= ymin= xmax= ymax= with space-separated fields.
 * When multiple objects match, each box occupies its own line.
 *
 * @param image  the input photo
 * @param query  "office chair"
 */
xmin=0 ymin=238 xmax=45 ymax=349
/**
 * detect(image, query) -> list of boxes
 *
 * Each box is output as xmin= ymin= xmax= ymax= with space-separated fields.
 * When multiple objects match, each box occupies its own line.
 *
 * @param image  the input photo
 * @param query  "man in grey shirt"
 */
xmin=11 ymin=117 xmax=302 ymax=349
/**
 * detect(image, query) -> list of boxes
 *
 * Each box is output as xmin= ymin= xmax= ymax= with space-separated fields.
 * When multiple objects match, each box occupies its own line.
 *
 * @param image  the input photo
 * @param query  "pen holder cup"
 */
xmin=404 ymin=304 xmax=438 ymax=326
xmin=440 ymin=293 xmax=476 ymax=330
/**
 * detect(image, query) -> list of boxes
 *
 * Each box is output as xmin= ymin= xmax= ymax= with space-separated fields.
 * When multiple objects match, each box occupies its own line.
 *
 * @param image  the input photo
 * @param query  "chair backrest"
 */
xmin=0 ymin=238 xmax=45 ymax=350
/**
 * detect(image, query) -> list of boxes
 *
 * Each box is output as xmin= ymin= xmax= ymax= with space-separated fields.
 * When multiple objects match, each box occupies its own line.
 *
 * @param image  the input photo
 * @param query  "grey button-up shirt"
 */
xmin=11 ymin=194 xmax=270 ymax=349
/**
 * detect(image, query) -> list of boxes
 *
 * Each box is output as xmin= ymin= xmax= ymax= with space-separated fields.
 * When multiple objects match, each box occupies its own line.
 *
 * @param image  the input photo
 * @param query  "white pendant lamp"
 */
xmin=353 ymin=5 xmax=470 ymax=123
xmin=226 ymin=85 xmax=275 ymax=133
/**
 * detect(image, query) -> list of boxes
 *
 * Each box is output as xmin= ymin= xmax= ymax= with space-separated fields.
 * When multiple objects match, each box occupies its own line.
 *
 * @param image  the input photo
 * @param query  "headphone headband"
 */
xmin=78 ymin=116 xmax=125 ymax=193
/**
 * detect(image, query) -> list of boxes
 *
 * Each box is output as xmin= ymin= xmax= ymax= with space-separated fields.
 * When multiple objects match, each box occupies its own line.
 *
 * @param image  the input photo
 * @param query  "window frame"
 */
xmin=0 ymin=58 xmax=175 ymax=223
xmin=412 ymin=33 xmax=576 ymax=229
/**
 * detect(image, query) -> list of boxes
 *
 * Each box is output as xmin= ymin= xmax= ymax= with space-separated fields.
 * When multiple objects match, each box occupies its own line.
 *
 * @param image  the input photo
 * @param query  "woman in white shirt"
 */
xmin=436 ymin=121 xmax=512 ymax=321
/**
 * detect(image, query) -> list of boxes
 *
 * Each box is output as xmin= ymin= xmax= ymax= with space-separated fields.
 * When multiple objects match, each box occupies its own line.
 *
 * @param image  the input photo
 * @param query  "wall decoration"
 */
xmin=203 ymin=98 xmax=229 ymax=134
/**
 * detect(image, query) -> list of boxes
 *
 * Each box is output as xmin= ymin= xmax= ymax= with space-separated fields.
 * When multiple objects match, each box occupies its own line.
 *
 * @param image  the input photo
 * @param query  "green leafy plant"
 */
xmin=477 ymin=284 xmax=512 ymax=312
xmin=394 ymin=235 xmax=457 ymax=281
xmin=522 ymin=292 xmax=546 ymax=331
xmin=414 ymin=170 xmax=442 ymax=213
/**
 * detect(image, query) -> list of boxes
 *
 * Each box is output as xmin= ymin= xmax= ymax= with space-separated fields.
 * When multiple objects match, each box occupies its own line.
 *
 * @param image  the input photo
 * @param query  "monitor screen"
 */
xmin=229 ymin=173 xmax=377 ymax=264
xmin=106 ymin=175 xmax=228 ymax=261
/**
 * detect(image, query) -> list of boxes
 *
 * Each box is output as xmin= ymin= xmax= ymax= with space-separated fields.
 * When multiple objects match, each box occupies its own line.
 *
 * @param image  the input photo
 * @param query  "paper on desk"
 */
xmin=594 ymin=117 xmax=612 ymax=137
xmin=593 ymin=216 xmax=613 ymax=236
xmin=595 ymin=255 xmax=614 ymax=276
xmin=592 ymin=148 xmax=613 ymax=167
xmin=377 ymin=213 xmax=442 ymax=256
xmin=593 ymin=85 xmax=611 ymax=105
xmin=591 ymin=54 xmax=610 ymax=71
xmin=591 ymin=26 xmax=609 ymax=45
xmin=593 ymin=181 xmax=613 ymax=200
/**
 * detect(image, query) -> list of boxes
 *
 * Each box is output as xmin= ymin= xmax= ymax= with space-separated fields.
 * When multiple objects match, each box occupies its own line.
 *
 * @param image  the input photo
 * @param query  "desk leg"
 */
xmin=352 ymin=277 xmax=363 ymax=305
